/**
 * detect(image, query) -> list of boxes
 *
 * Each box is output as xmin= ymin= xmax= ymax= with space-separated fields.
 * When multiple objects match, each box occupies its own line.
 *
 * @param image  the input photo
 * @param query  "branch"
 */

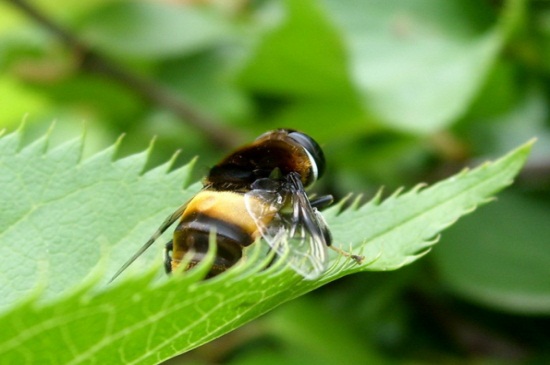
xmin=6 ymin=0 xmax=243 ymax=150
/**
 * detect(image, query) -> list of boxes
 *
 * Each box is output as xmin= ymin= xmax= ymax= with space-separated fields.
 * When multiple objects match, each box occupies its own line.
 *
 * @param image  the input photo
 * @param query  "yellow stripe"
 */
xmin=182 ymin=190 xmax=274 ymax=236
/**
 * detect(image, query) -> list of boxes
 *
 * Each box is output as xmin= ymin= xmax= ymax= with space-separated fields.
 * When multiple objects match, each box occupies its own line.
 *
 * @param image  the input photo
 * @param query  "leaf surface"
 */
xmin=0 ymin=129 xmax=532 ymax=363
xmin=321 ymin=0 xmax=522 ymax=133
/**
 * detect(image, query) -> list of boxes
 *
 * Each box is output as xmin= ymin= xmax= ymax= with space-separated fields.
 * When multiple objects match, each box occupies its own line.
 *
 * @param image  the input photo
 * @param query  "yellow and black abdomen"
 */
xmin=168 ymin=190 xmax=271 ymax=277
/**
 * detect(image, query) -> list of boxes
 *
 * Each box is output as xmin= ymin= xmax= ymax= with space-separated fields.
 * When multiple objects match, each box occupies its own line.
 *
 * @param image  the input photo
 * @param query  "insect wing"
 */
xmin=245 ymin=187 xmax=329 ymax=280
xmin=286 ymin=189 xmax=330 ymax=278
xmin=109 ymin=201 xmax=189 ymax=283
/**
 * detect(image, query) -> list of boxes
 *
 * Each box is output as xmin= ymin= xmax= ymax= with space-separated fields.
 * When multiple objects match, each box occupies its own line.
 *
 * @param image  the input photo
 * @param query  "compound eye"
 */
xmin=288 ymin=131 xmax=326 ymax=184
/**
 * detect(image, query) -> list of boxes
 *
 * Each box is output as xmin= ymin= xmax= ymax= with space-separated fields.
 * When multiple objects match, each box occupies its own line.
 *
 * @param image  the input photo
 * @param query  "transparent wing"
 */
xmin=109 ymin=200 xmax=189 ymax=283
xmin=244 ymin=175 xmax=330 ymax=280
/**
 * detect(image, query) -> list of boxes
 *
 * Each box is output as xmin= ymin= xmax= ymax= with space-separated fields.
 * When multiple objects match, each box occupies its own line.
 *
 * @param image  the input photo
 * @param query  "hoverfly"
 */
xmin=110 ymin=129 xmax=362 ymax=282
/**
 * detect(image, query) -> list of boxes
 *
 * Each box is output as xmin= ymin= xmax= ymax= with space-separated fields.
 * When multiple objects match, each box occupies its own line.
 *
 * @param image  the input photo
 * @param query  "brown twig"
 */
xmin=6 ymin=0 xmax=242 ymax=150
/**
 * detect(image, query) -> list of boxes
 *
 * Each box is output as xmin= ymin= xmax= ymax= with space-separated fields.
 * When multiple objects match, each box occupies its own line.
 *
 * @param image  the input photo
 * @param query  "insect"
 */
xmin=110 ymin=129 xmax=363 ymax=282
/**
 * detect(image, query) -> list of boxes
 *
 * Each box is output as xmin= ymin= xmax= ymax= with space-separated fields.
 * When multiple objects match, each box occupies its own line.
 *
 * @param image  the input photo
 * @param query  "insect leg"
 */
xmin=309 ymin=194 xmax=333 ymax=209
xmin=164 ymin=240 xmax=173 ymax=274
xmin=264 ymin=245 xmax=278 ymax=269
xmin=329 ymin=245 xmax=364 ymax=265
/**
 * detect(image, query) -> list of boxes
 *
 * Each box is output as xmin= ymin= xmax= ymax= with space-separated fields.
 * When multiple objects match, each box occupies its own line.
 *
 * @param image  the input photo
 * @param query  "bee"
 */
xmin=110 ymin=129 xmax=362 ymax=282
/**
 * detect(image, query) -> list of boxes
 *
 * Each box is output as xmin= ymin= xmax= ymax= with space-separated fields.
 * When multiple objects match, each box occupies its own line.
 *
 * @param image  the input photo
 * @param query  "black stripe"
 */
xmin=177 ymin=212 xmax=254 ymax=247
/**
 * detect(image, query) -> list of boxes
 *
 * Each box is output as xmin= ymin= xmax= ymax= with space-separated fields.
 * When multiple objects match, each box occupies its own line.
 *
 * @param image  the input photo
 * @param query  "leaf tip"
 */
xmin=112 ymin=133 xmax=126 ymax=160
xmin=372 ymin=186 xmax=384 ymax=204
xmin=166 ymin=149 xmax=182 ymax=172
xmin=16 ymin=115 xmax=28 ymax=134
xmin=146 ymin=134 xmax=157 ymax=154
xmin=522 ymin=137 xmax=537 ymax=154
xmin=41 ymin=121 xmax=59 ymax=153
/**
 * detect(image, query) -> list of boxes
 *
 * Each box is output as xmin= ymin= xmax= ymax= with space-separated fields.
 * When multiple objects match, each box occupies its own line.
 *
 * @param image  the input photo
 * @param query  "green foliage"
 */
xmin=1 ymin=0 xmax=549 ymax=362
xmin=322 ymin=0 xmax=509 ymax=133
xmin=0 ymin=128 xmax=531 ymax=363
xmin=78 ymin=2 xmax=232 ymax=59
xmin=434 ymin=191 xmax=550 ymax=314
xmin=0 ymin=127 xmax=197 ymax=309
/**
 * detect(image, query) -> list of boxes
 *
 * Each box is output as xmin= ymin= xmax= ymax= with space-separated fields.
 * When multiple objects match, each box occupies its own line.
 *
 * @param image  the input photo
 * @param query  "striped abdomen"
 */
xmin=169 ymin=190 xmax=272 ymax=277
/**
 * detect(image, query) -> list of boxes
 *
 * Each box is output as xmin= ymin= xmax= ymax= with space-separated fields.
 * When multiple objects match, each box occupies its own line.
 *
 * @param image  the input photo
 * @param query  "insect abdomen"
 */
xmin=169 ymin=191 xmax=268 ymax=276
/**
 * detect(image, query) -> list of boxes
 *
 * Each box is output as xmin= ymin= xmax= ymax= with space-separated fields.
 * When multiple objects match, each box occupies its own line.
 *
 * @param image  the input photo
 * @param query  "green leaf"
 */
xmin=321 ymin=0 xmax=524 ymax=133
xmin=0 ymin=77 xmax=48 ymax=126
xmin=263 ymin=297 xmax=384 ymax=364
xmin=433 ymin=192 xmax=550 ymax=314
xmin=325 ymin=140 xmax=533 ymax=273
xmin=160 ymin=53 xmax=253 ymax=122
xmin=0 ymin=127 xmax=198 ymax=309
xmin=238 ymin=0 xmax=354 ymax=98
xmin=237 ymin=0 xmax=368 ymax=139
xmin=0 ymin=129 xmax=531 ymax=363
xmin=78 ymin=1 xmax=231 ymax=59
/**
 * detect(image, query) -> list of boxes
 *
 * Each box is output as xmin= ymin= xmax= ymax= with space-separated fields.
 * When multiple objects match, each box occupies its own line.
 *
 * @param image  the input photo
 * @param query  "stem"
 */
xmin=6 ymin=0 xmax=242 ymax=150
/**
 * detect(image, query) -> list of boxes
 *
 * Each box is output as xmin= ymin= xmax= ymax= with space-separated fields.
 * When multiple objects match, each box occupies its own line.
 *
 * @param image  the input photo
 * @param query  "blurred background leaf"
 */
xmin=0 ymin=0 xmax=548 ymax=363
